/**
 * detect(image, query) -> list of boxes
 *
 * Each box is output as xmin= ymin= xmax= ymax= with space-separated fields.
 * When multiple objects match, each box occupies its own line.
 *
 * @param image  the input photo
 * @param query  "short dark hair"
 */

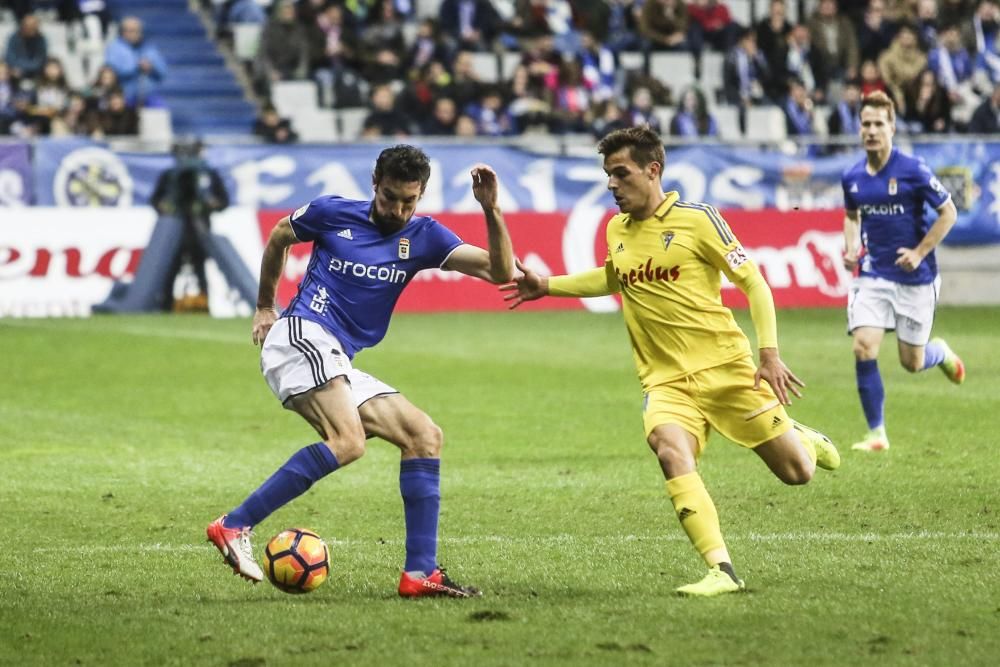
xmin=373 ymin=145 xmax=432 ymax=186
xmin=596 ymin=126 xmax=665 ymax=170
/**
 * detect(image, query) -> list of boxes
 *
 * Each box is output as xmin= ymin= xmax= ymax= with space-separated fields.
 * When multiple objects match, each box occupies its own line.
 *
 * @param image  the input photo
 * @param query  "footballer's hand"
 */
xmin=755 ymin=348 xmax=804 ymax=406
xmin=499 ymin=258 xmax=547 ymax=309
xmin=843 ymin=249 xmax=859 ymax=271
xmin=470 ymin=164 xmax=499 ymax=209
xmin=252 ymin=307 xmax=280 ymax=346
xmin=894 ymin=246 xmax=924 ymax=272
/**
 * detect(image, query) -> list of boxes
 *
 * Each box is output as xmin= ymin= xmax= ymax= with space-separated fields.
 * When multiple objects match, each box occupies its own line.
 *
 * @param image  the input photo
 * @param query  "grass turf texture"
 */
xmin=1 ymin=309 xmax=998 ymax=666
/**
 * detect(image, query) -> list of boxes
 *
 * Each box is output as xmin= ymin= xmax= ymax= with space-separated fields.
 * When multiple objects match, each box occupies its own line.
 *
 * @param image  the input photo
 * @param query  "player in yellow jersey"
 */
xmin=501 ymin=126 xmax=840 ymax=597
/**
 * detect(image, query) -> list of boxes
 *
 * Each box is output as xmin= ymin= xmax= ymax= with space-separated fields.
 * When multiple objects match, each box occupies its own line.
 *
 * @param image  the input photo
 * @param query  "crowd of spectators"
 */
xmin=233 ymin=0 xmax=1000 ymax=142
xmin=1 ymin=9 xmax=163 ymax=138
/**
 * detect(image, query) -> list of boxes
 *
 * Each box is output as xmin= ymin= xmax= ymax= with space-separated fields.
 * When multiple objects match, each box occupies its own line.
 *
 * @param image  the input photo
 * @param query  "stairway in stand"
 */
xmin=116 ymin=0 xmax=256 ymax=136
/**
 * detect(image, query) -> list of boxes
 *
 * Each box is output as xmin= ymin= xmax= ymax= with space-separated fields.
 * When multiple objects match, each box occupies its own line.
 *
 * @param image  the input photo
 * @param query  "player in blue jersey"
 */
xmin=207 ymin=145 xmax=513 ymax=597
xmin=842 ymin=91 xmax=965 ymax=453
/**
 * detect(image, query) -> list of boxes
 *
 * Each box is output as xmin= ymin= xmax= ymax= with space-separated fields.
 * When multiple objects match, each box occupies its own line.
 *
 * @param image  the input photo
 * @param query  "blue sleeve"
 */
xmin=422 ymin=219 xmax=464 ymax=268
xmin=841 ymin=170 xmax=857 ymax=210
xmin=914 ymin=161 xmax=951 ymax=210
xmin=288 ymin=197 xmax=332 ymax=242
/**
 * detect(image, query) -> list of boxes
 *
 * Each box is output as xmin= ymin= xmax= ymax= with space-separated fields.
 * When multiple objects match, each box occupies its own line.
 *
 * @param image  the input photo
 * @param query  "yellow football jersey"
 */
xmin=604 ymin=191 xmax=760 ymax=389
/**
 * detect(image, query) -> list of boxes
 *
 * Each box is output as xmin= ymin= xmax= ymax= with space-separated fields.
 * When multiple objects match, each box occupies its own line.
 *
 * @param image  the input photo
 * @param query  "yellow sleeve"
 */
xmin=693 ymin=205 xmax=778 ymax=349
xmin=548 ymin=262 xmax=619 ymax=297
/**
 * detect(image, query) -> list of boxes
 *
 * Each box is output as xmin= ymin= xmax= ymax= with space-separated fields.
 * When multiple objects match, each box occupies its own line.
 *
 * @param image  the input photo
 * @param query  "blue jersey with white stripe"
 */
xmin=284 ymin=196 xmax=463 ymax=358
xmin=841 ymin=148 xmax=951 ymax=285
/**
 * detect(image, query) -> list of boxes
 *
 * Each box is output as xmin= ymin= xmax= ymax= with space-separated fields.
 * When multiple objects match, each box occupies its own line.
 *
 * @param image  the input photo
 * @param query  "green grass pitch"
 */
xmin=2 ymin=308 xmax=998 ymax=666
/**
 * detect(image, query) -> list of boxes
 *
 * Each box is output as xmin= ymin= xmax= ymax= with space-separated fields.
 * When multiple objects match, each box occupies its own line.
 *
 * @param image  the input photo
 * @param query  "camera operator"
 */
xmin=150 ymin=137 xmax=229 ymax=310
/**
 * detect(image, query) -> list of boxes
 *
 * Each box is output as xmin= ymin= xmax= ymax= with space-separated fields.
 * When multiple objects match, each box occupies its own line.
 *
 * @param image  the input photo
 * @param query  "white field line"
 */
xmin=31 ymin=531 xmax=1000 ymax=554
xmin=0 ymin=319 xmax=248 ymax=345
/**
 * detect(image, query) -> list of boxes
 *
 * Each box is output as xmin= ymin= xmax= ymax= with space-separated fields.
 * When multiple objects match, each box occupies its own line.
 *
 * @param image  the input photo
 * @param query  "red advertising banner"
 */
xmin=258 ymin=208 xmax=847 ymax=312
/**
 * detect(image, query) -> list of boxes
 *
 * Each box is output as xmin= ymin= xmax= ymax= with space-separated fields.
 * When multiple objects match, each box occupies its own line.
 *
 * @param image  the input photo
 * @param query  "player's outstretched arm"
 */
xmin=500 ymin=260 xmax=615 ymax=310
xmin=895 ymin=198 xmax=958 ymax=272
xmin=472 ymin=164 xmax=514 ymax=283
xmin=252 ymin=217 xmax=299 ymax=345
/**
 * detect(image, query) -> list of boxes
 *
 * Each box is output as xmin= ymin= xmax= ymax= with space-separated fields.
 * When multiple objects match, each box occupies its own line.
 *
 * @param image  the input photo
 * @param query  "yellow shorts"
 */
xmin=642 ymin=356 xmax=793 ymax=452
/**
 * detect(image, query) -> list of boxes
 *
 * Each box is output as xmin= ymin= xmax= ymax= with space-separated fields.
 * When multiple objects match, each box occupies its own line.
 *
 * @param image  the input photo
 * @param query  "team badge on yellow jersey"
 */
xmin=662 ymin=231 xmax=675 ymax=250
xmin=398 ymin=238 xmax=410 ymax=259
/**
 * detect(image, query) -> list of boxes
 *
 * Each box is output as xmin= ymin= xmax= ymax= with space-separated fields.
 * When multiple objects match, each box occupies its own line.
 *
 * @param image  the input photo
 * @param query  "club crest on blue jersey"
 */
xmin=662 ymin=231 xmax=675 ymax=250
xmin=888 ymin=178 xmax=897 ymax=195
xmin=398 ymin=238 xmax=410 ymax=259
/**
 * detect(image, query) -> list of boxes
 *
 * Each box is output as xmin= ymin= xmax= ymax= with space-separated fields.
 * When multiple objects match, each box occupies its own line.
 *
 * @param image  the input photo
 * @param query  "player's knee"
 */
xmin=900 ymin=357 xmax=922 ymax=373
xmin=647 ymin=434 xmax=691 ymax=476
xmin=780 ymin=459 xmax=814 ymax=485
xmin=323 ymin=431 xmax=366 ymax=465
xmin=853 ymin=340 xmax=878 ymax=360
xmin=407 ymin=421 xmax=444 ymax=458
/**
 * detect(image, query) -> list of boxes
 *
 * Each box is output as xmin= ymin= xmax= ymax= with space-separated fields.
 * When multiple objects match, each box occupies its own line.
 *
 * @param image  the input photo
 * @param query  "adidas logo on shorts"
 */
xmin=337 ymin=229 xmax=353 ymax=240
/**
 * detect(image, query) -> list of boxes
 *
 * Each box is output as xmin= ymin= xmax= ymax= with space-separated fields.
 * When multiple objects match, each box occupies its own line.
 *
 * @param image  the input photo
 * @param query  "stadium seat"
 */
xmin=415 ymin=0 xmax=443 ymax=19
xmin=233 ymin=23 xmax=261 ymax=62
xmin=728 ymin=0 xmax=753 ymax=27
xmin=293 ymin=108 xmax=339 ymax=142
xmin=469 ymin=51 xmax=500 ymax=83
xmin=0 ymin=24 xmax=15 ymax=53
xmin=618 ymin=51 xmax=646 ymax=73
xmin=272 ymin=80 xmax=319 ymax=117
xmin=649 ymin=52 xmax=697 ymax=94
xmin=747 ymin=106 xmax=788 ymax=141
xmin=337 ymin=107 xmax=369 ymax=141
xmin=500 ymin=51 xmax=522 ymax=81
xmin=140 ymin=107 xmax=173 ymax=143
xmin=654 ymin=105 xmax=675 ymax=134
xmin=699 ymin=51 xmax=725 ymax=102
xmin=714 ymin=105 xmax=742 ymax=140
xmin=813 ymin=105 xmax=830 ymax=136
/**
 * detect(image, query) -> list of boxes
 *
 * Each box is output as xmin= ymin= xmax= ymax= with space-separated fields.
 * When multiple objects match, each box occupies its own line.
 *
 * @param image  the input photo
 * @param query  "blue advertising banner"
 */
xmin=31 ymin=138 xmax=1000 ymax=244
xmin=0 ymin=142 xmax=33 ymax=206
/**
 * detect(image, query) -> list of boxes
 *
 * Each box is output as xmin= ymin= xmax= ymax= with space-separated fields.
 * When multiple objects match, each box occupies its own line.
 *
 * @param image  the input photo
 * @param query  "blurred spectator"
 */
xmin=449 ymin=49 xmax=485 ymax=109
xmin=914 ymin=0 xmax=940 ymax=50
xmin=91 ymin=89 xmax=139 ymax=137
xmin=939 ymin=0 xmax=974 ymax=27
xmin=214 ymin=0 xmax=267 ymax=40
xmin=422 ymin=95 xmax=459 ymax=134
xmin=783 ymin=76 xmax=819 ymax=137
xmin=577 ymin=31 xmax=616 ymax=102
xmin=23 ymin=57 xmax=70 ymax=135
xmin=85 ymin=64 xmax=120 ymax=110
xmin=454 ymin=112 xmax=479 ymax=136
xmin=968 ymin=0 xmax=1000 ymax=86
xmin=465 ymin=86 xmax=515 ymax=135
xmin=363 ymin=46 xmax=404 ymax=86
xmin=688 ymin=0 xmax=739 ymax=54
xmin=309 ymin=3 xmax=364 ymax=108
xmin=0 ymin=0 xmax=32 ymax=22
xmin=878 ymin=23 xmax=928 ymax=114
xmin=590 ymin=99 xmax=631 ymax=138
xmin=929 ymin=23 xmax=978 ymax=122
xmin=785 ymin=23 xmax=827 ymax=102
xmin=4 ymin=14 xmax=48 ymax=83
xmin=438 ymin=0 xmax=502 ymax=51
xmin=605 ymin=0 xmax=645 ymax=52
xmin=827 ymin=77 xmax=863 ymax=135
xmin=670 ymin=86 xmax=719 ymax=136
xmin=639 ymin=0 xmax=691 ymax=51
xmin=626 ymin=85 xmax=662 ymax=132
xmin=509 ymin=0 xmax=552 ymax=38
xmin=755 ymin=0 xmax=792 ymax=88
xmin=407 ymin=18 xmax=453 ymax=74
xmin=150 ymin=138 xmax=230 ymax=311
xmin=361 ymin=83 xmax=412 ymax=137
xmin=902 ymin=67 xmax=952 ymax=131
xmin=506 ymin=63 xmax=552 ymax=132
xmin=967 ymin=80 xmax=1000 ymax=130
xmin=0 ymin=61 xmax=18 ymax=134
xmin=399 ymin=59 xmax=452 ymax=123
xmin=254 ymin=103 xmax=299 ymax=143
xmin=256 ymin=1 xmax=309 ymax=89
xmin=362 ymin=0 xmax=407 ymax=56
xmin=105 ymin=16 xmax=168 ymax=107
xmin=519 ymin=34 xmax=562 ymax=94
xmin=547 ymin=60 xmax=591 ymax=133
xmin=859 ymin=0 xmax=899 ymax=62
xmin=51 ymin=91 xmax=93 ymax=137
xmin=860 ymin=58 xmax=891 ymax=95
xmin=807 ymin=0 xmax=861 ymax=82
xmin=724 ymin=27 xmax=772 ymax=131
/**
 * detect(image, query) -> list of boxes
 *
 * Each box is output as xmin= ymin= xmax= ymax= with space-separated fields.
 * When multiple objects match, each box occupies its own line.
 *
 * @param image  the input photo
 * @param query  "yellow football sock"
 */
xmin=665 ymin=472 xmax=730 ymax=567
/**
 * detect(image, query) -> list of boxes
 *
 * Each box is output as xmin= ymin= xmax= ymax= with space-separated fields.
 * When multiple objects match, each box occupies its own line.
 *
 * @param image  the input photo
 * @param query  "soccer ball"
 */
xmin=263 ymin=528 xmax=330 ymax=594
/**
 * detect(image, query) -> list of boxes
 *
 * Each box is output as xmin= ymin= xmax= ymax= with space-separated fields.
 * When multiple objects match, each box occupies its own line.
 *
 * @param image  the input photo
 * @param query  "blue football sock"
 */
xmin=399 ymin=458 xmax=441 ymax=575
xmin=856 ymin=359 xmax=885 ymax=430
xmin=921 ymin=340 xmax=946 ymax=370
xmin=224 ymin=443 xmax=340 ymax=529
